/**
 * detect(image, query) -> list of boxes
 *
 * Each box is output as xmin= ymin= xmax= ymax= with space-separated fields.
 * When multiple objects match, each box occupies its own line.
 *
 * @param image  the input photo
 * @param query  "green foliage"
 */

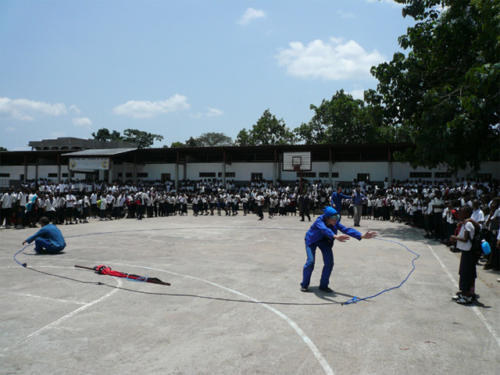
xmin=235 ymin=129 xmax=252 ymax=146
xmin=91 ymin=128 xmax=164 ymax=148
xmin=170 ymin=142 xmax=185 ymax=148
xmin=237 ymin=109 xmax=296 ymax=145
xmin=122 ymin=129 xmax=164 ymax=149
xmin=372 ymin=0 xmax=500 ymax=170
xmin=91 ymin=128 xmax=122 ymax=143
xmin=193 ymin=132 xmax=233 ymax=147
xmin=0 ymin=146 xmax=7 ymax=151
xmin=295 ymin=90 xmax=395 ymax=144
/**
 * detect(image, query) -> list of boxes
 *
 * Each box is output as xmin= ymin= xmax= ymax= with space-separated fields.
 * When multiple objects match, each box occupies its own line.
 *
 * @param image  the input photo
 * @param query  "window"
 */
xmin=434 ymin=172 xmax=451 ymax=178
xmin=297 ymin=172 xmax=316 ymax=178
xmin=0 ymin=173 xmax=10 ymax=177
xmin=62 ymin=173 xmax=68 ymax=177
xmin=319 ymin=172 xmax=339 ymax=178
xmin=117 ymin=173 xmax=123 ymax=177
xmin=251 ymin=173 xmax=263 ymax=181
xmin=218 ymin=172 xmax=235 ymax=178
xmin=48 ymin=173 xmax=58 ymax=178
xmin=161 ymin=173 xmax=171 ymax=182
xmin=357 ymin=173 xmax=370 ymax=182
xmin=199 ymin=172 xmax=216 ymax=177
xmin=137 ymin=172 xmax=148 ymax=178
xmin=409 ymin=172 xmax=432 ymax=178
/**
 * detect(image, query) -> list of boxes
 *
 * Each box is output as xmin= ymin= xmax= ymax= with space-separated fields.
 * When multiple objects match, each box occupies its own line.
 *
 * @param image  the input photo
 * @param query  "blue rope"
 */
xmin=13 ymin=244 xmax=32 ymax=268
xmin=342 ymin=238 xmax=420 ymax=305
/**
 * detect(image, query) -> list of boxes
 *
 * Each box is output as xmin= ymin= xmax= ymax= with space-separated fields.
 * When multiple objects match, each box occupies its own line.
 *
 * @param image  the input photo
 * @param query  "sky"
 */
xmin=0 ymin=0 xmax=414 ymax=150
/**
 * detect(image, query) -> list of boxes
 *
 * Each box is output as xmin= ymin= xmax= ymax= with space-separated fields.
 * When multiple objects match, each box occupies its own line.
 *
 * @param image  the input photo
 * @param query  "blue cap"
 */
xmin=323 ymin=206 xmax=338 ymax=218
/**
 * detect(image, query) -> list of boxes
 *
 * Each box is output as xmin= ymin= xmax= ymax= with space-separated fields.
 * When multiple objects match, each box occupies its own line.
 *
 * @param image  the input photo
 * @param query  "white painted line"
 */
xmin=427 ymin=244 xmax=500 ymax=350
xmin=7 ymin=292 xmax=86 ymax=306
xmin=27 ymin=278 xmax=122 ymax=339
xmin=2 ymin=278 xmax=122 ymax=352
xmin=113 ymin=262 xmax=335 ymax=375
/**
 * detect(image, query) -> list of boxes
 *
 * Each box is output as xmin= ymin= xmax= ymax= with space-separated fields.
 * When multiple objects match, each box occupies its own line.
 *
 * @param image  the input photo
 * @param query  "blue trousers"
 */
xmin=34 ymin=238 xmax=63 ymax=254
xmin=301 ymin=240 xmax=334 ymax=289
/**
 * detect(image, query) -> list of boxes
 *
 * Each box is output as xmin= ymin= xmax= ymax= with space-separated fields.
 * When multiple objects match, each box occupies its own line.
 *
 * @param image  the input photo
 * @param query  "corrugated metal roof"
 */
xmin=62 ymin=148 xmax=137 ymax=157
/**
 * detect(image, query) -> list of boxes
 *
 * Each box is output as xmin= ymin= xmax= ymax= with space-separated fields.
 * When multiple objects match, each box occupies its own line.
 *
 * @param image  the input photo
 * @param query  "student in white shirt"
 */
xmin=450 ymin=206 xmax=479 ymax=304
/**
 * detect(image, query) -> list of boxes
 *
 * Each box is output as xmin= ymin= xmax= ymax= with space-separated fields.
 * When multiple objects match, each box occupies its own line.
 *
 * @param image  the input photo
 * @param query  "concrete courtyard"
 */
xmin=1 ymin=213 xmax=499 ymax=375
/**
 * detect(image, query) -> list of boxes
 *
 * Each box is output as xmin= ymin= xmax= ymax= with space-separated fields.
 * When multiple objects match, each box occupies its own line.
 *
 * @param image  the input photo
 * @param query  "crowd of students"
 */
xmin=1 ymin=177 xmax=499 ymax=272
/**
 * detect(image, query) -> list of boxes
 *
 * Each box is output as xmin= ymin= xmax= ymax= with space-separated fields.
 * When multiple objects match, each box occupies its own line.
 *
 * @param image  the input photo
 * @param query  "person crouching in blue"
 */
xmin=301 ymin=207 xmax=377 ymax=292
xmin=22 ymin=216 xmax=66 ymax=254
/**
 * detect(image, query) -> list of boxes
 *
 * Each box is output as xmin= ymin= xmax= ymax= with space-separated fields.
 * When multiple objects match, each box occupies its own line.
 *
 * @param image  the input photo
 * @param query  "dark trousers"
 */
xmin=459 ymin=250 xmax=477 ymax=294
xmin=301 ymin=240 xmax=334 ymax=289
xmin=35 ymin=238 xmax=64 ymax=254
xmin=0 ymin=208 xmax=12 ymax=226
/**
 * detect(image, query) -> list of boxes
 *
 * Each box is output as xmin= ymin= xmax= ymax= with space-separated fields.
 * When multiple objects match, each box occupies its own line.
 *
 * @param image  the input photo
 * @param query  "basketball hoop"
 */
xmin=293 ymin=164 xmax=301 ymax=173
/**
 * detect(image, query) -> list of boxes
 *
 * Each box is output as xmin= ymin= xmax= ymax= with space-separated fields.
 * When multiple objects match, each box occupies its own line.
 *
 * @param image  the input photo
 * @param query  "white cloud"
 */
xmin=69 ymin=104 xmax=81 ymax=114
xmin=366 ymin=0 xmax=402 ymax=7
xmin=350 ymin=89 xmax=365 ymax=100
xmin=276 ymin=37 xmax=385 ymax=81
xmin=0 ymin=97 xmax=67 ymax=121
xmin=238 ymin=8 xmax=266 ymax=26
xmin=72 ymin=117 xmax=92 ymax=128
xmin=113 ymin=94 xmax=190 ymax=118
xmin=190 ymin=107 xmax=224 ymax=119
xmin=206 ymin=107 xmax=223 ymax=117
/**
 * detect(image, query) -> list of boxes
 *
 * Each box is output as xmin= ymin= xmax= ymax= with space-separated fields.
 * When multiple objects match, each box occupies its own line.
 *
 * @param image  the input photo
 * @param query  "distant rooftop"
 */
xmin=28 ymin=137 xmax=136 ymax=151
xmin=62 ymin=148 xmax=137 ymax=157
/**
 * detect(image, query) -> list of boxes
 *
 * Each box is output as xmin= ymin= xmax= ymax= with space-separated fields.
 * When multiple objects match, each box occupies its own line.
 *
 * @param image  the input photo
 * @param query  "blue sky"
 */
xmin=0 ymin=0 xmax=413 ymax=150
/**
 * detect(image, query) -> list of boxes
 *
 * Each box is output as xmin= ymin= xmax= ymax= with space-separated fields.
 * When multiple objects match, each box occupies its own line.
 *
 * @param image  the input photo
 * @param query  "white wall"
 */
xmin=1 ymin=161 xmax=499 ymax=182
xmin=0 ymin=165 xmax=25 ymax=180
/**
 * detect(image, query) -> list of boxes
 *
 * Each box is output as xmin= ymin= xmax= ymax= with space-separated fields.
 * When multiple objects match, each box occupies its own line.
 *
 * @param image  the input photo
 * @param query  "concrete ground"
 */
xmin=1 ymin=213 xmax=499 ymax=375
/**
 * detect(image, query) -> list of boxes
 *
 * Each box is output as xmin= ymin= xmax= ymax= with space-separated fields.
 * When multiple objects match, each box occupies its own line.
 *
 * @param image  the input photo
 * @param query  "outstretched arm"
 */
xmin=361 ymin=231 xmax=377 ymax=239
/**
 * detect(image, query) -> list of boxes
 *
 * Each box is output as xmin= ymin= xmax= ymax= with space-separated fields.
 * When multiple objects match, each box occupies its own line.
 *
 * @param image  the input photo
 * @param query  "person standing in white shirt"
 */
xmin=450 ymin=206 xmax=479 ymax=304
xmin=1 ymin=189 xmax=14 ymax=228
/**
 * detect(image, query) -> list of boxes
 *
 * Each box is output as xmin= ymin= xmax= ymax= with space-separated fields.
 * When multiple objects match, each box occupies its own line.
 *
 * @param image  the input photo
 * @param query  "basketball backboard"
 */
xmin=282 ymin=152 xmax=312 ymax=171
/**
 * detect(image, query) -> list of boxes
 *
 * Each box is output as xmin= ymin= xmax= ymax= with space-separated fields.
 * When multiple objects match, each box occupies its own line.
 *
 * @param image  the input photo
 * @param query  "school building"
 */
xmin=0 ymin=143 xmax=498 ymax=188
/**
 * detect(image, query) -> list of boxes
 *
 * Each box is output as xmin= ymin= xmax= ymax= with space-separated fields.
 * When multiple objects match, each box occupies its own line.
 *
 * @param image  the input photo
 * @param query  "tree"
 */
xmin=185 ymin=137 xmax=201 ymax=147
xmin=0 ymin=146 xmax=7 ymax=151
xmin=295 ymin=90 xmax=387 ymax=144
xmin=192 ymin=132 xmax=233 ymax=147
xmin=122 ymin=129 xmax=164 ymax=149
xmin=371 ymin=0 xmax=500 ymax=170
xmin=237 ymin=109 xmax=296 ymax=145
xmin=170 ymin=142 xmax=185 ymax=148
xmin=91 ymin=128 xmax=122 ymax=142
xmin=235 ymin=129 xmax=252 ymax=146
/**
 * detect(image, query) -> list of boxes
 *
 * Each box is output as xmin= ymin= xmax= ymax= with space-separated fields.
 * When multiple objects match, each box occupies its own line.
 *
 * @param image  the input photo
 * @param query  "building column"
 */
xmin=329 ymin=147 xmax=333 ymax=186
xmin=108 ymin=160 xmax=113 ymax=184
xmin=387 ymin=145 xmax=393 ymax=184
xmin=57 ymin=154 xmax=61 ymax=183
xmin=23 ymin=155 xmax=28 ymax=183
xmin=35 ymin=161 xmax=39 ymax=182
xmin=133 ymin=153 xmax=138 ymax=184
xmin=175 ymin=151 xmax=179 ymax=190
xmin=273 ymin=149 xmax=277 ymax=184
xmin=222 ymin=150 xmax=226 ymax=185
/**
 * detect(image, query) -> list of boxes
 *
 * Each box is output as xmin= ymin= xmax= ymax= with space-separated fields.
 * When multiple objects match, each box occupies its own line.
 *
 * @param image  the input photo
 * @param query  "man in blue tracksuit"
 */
xmin=330 ymin=185 xmax=352 ymax=213
xmin=23 ymin=216 xmax=66 ymax=254
xmin=301 ymin=207 xmax=377 ymax=292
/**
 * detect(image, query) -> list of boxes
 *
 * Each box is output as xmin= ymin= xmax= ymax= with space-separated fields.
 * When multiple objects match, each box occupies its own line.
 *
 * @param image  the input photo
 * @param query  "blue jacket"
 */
xmin=330 ymin=192 xmax=351 ymax=211
xmin=305 ymin=214 xmax=362 ymax=246
xmin=352 ymin=191 xmax=365 ymax=205
xmin=26 ymin=224 xmax=66 ymax=250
